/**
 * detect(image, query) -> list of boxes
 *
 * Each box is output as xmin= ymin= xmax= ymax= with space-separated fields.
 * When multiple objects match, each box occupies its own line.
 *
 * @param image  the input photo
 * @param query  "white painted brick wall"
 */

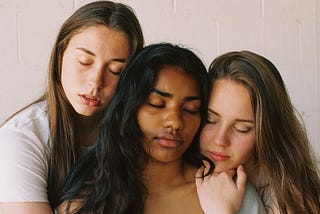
xmin=0 ymin=0 xmax=319 ymax=159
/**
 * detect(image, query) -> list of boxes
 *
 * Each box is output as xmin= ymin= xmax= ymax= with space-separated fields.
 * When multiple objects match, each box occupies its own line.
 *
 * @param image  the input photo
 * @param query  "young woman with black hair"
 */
xmin=58 ymin=43 xmax=265 ymax=214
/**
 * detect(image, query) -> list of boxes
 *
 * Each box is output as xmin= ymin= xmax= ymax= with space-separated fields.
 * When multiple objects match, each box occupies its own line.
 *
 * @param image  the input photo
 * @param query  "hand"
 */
xmin=195 ymin=165 xmax=247 ymax=214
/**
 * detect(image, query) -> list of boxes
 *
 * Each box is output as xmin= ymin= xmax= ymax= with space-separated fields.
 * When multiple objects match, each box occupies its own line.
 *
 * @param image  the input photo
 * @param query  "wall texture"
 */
xmin=0 ymin=0 xmax=319 ymax=159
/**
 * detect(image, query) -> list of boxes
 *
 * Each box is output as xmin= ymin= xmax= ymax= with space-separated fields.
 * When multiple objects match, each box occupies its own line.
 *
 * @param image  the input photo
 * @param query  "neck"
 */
xmin=244 ymin=161 xmax=261 ymax=187
xmin=143 ymin=158 xmax=195 ymax=194
xmin=74 ymin=113 xmax=101 ymax=147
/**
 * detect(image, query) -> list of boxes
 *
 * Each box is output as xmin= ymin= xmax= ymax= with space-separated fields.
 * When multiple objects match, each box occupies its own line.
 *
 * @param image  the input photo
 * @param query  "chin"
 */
xmin=214 ymin=166 xmax=231 ymax=173
xmin=74 ymin=108 xmax=96 ymax=117
xmin=75 ymin=105 xmax=102 ymax=116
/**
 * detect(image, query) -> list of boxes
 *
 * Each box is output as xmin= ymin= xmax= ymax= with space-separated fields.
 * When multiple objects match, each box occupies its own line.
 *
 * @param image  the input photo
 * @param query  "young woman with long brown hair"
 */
xmin=198 ymin=50 xmax=320 ymax=213
xmin=0 ymin=1 xmax=144 ymax=213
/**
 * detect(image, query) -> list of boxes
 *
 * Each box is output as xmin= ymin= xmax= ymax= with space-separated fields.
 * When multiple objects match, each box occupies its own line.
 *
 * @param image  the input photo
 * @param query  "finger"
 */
xmin=236 ymin=165 xmax=247 ymax=192
xmin=224 ymin=168 xmax=236 ymax=178
xmin=195 ymin=166 xmax=205 ymax=185
xmin=201 ymin=160 xmax=211 ymax=176
xmin=201 ymin=159 xmax=210 ymax=168
xmin=204 ymin=166 xmax=210 ymax=176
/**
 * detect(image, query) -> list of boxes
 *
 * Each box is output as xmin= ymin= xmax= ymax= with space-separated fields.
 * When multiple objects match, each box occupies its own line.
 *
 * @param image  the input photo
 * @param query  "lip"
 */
xmin=209 ymin=151 xmax=229 ymax=161
xmin=79 ymin=94 xmax=101 ymax=106
xmin=156 ymin=134 xmax=183 ymax=148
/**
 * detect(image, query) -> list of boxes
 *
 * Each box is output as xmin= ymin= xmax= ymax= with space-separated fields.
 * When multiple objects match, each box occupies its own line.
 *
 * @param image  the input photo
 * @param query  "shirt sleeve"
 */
xmin=237 ymin=182 xmax=266 ymax=214
xmin=0 ymin=127 xmax=49 ymax=202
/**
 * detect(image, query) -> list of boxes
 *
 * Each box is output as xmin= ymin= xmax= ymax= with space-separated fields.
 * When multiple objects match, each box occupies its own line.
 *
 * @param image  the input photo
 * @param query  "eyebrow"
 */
xmin=208 ymin=108 xmax=254 ymax=123
xmin=151 ymin=88 xmax=201 ymax=101
xmin=75 ymin=47 xmax=127 ymax=63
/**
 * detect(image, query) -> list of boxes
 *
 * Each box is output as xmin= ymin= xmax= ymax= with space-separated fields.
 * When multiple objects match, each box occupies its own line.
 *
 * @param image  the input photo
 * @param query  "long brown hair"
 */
xmin=0 ymin=1 xmax=144 ymax=208
xmin=208 ymin=51 xmax=320 ymax=213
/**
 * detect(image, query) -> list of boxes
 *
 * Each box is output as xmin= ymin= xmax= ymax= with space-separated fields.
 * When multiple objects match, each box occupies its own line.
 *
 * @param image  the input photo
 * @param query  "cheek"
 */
xmin=136 ymin=109 xmax=156 ymax=151
xmin=199 ymin=127 xmax=213 ymax=147
xmin=61 ymin=70 xmax=74 ymax=96
xmin=104 ymin=72 xmax=120 ymax=88
xmin=100 ymin=75 xmax=120 ymax=99
xmin=61 ymin=62 xmax=84 ymax=89
xmin=185 ymin=116 xmax=201 ymax=136
xmin=234 ymin=136 xmax=256 ymax=163
xmin=136 ymin=108 xmax=154 ymax=133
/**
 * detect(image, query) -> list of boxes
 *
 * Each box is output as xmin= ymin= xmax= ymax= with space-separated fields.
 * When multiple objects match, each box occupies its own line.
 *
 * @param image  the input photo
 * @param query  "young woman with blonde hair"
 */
xmin=198 ymin=50 xmax=320 ymax=213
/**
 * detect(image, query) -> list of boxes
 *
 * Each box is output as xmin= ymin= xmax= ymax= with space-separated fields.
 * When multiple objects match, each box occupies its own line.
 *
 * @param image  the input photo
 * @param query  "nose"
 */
xmin=88 ymin=66 xmax=104 ymax=90
xmin=213 ymin=125 xmax=230 ymax=147
xmin=163 ymin=109 xmax=184 ymax=131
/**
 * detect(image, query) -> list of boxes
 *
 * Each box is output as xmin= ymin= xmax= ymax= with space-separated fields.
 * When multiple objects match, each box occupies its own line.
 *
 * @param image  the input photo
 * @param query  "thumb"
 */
xmin=236 ymin=165 xmax=247 ymax=192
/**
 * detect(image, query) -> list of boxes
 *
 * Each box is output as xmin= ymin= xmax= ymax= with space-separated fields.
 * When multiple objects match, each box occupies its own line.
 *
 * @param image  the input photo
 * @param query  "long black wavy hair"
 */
xmin=58 ymin=43 xmax=210 ymax=213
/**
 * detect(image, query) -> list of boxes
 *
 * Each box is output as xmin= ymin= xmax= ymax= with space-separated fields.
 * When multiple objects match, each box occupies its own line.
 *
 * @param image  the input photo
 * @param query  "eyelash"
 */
xmin=79 ymin=61 xmax=90 ymax=66
xmin=234 ymin=127 xmax=252 ymax=133
xmin=111 ymin=71 xmax=121 ymax=76
xmin=148 ymin=103 xmax=199 ymax=115
xmin=148 ymin=103 xmax=164 ymax=108
xmin=184 ymin=109 xmax=199 ymax=115
xmin=207 ymin=119 xmax=218 ymax=124
xmin=78 ymin=62 xmax=122 ymax=76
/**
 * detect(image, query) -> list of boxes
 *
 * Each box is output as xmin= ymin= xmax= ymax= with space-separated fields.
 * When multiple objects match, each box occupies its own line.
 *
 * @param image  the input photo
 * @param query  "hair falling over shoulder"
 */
xmin=208 ymin=50 xmax=320 ymax=213
xmin=46 ymin=1 xmax=144 ymax=208
xmin=58 ymin=43 xmax=209 ymax=213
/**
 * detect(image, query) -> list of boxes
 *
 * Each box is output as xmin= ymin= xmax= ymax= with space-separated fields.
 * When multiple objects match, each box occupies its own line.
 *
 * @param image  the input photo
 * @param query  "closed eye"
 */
xmin=184 ymin=109 xmax=199 ymax=115
xmin=78 ymin=60 xmax=91 ymax=66
xmin=148 ymin=103 xmax=164 ymax=108
xmin=234 ymin=127 xmax=252 ymax=133
xmin=106 ymin=68 xmax=122 ymax=76
xmin=110 ymin=70 xmax=121 ymax=76
xmin=206 ymin=119 xmax=218 ymax=125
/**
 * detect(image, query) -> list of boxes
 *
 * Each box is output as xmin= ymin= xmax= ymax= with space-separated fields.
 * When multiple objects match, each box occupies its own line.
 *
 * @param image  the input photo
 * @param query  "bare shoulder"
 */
xmin=184 ymin=164 xmax=199 ymax=183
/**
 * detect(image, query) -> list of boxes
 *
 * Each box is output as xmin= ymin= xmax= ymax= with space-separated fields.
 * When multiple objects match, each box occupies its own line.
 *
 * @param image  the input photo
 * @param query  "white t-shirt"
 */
xmin=238 ymin=182 xmax=266 ymax=214
xmin=0 ymin=101 xmax=50 ymax=202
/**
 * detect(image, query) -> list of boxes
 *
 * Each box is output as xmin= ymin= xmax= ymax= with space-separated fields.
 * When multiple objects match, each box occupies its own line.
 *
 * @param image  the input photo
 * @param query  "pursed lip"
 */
xmin=209 ymin=150 xmax=229 ymax=161
xmin=155 ymin=134 xmax=183 ymax=148
xmin=79 ymin=94 xmax=102 ymax=106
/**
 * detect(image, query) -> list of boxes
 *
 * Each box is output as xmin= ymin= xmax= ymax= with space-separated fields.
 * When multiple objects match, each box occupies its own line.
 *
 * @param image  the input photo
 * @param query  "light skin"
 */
xmin=62 ymin=25 xmax=130 ymax=147
xmin=196 ymin=165 xmax=247 ymax=214
xmin=0 ymin=25 xmax=130 ymax=214
xmin=62 ymin=25 xmax=130 ymax=118
xmin=195 ymin=78 xmax=255 ymax=213
xmin=200 ymin=78 xmax=256 ymax=173
xmin=137 ymin=67 xmax=245 ymax=214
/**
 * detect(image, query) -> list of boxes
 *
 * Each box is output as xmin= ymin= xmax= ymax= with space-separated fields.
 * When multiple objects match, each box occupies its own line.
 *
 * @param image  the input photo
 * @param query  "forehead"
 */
xmin=210 ymin=79 xmax=253 ymax=118
xmin=67 ymin=25 xmax=130 ymax=56
xmin=153 ymin=66 xmax=200 ymax=95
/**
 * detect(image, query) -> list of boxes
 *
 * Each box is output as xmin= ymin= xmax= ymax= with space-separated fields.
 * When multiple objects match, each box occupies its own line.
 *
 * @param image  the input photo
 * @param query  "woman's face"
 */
xmin=200 ymin=78 xmax=256 ymax=172
xmin=61 ymin=25 xmax=130 ymax=117
xmin=137 ymin=66 xmax=202 ymax=163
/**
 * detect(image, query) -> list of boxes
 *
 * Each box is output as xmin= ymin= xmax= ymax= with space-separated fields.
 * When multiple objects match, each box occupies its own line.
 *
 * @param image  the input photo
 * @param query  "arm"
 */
xmin=195 ymin=165 xmax=247 ymax=214
xmin=0 ymin=127 xmax=52 ymax=213
xmin=0 ymin=202 xmax=53 ymax=214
